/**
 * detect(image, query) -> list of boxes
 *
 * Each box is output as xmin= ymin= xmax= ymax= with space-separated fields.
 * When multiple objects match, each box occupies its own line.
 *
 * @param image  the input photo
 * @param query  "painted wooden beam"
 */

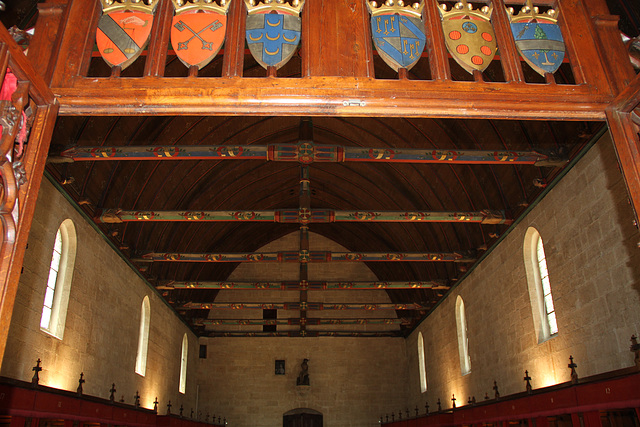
xmin=55 ymin=144 xmax=562 ymax=166
xmin=204 ymin=331 xmax=403 ymax=337
xmin=157 ymin=280 xmax=448 ymax=290
xmin=179 ymin=302 xmax=427 ymax=310
xmin=139 ymin=251 xmax=476 ymax=263
xmin=193 ymin=318 xmax=408 ymax=325
xmin=97 ymin=209 xmax=511 ymax=224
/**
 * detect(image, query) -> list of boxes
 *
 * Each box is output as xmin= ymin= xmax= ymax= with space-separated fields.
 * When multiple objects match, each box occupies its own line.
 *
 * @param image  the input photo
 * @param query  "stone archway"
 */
xmin=283 ymin=408 xmax=323 ymax=427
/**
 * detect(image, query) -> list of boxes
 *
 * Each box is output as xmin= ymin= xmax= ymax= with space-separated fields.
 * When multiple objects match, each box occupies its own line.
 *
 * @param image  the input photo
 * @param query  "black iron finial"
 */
xmin=452 ymin=394 xmax=456 ymax=409
xmin=153 ymin=397 xmax=159 ymax=412
xmin=76 ymin=372 xmax=85 ymax=396
xmin=167 ymin=400 xmax=172 ymax=415
xmin=110 ymin=383 xmax=116 ymax=403
xmin=493 ymin=380 xmax=500 ymax=399
xmin=134 ymin=391 xmax=140 ymax=408
xmin=568 ymin=355 xmax=579 ymax=384
xmin=31 ymin=359 xmax=42 ymax=385
xmin=437 ymin=398 xmax=441 ymax=411
xmin=524 ymin=370 xmax=532 ymax=393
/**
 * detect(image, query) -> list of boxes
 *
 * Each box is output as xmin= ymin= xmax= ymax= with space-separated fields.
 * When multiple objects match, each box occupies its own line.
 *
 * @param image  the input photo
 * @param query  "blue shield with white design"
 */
xmin=511 ymin=22 xmax=565 ymax=76
xmin=371 ymin=14 xmax=426 ymax=72
xmin=246 ymin=13 xmax=301 ymax=70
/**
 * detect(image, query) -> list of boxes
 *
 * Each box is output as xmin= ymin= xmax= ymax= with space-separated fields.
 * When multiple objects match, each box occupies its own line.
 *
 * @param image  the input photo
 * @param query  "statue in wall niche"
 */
xmin=297 ymin=358 xmax=309 ymax=386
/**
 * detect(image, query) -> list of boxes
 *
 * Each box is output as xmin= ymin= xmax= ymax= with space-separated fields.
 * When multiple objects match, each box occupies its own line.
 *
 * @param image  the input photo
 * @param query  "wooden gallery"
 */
xmin=0 ymin=0 xmax=639 ymax=426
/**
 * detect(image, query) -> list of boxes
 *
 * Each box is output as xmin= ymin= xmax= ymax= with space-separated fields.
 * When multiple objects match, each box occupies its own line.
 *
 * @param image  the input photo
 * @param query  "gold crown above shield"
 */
xmin=366 ymin=0 xmax=424 ymax=19
xmin=172 ymin=0 xmax=232 ymax=15
xmin=100 ymin=0 xmax=158 ymax=14
xmin=506 ymin=0 xmax=558 ymax=23
xmin=439 ymin=0 xmax=492 ymax=20
xmin=244 ymin=0 xmax=305 ymax=15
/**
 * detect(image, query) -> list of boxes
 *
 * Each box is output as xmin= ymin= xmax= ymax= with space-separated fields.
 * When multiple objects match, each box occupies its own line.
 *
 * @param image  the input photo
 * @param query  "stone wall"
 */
xmin=405 ymin=133 xmax=640 ymax=411
xmin=197 ymin=232 xmax=408 ymax=427
xmin=1 ymin=178 xmax=198 ymax=412
xmin=196 ymin=336 xmax=407 ymax=427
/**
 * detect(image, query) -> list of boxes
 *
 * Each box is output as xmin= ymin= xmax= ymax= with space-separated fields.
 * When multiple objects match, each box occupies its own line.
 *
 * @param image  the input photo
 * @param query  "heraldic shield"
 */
xmin=371 ymin=14 xmax=426 ymax=72
xmin=246 ymin=13 xmax=302 ymax=69
xmin=508 ymin=1 xmax=565 ymax=76
xmin=171 ymin=0 xmax=231 ymax=70
xmin=439 ymin=1 xmax=497 ymax=74
xmin=96 ymin=1 xmax=158 ymax=70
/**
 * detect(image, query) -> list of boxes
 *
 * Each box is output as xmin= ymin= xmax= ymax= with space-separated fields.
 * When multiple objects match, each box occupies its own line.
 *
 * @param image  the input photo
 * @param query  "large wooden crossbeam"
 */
xmin=180 ymin=302 xmax=426 ymax=310
xmin=193 ymin=318 xmax=408 ymax=326
xmin=55 ymin=145 xmax=561 ymax=166
xmin=157 ymin=280 xmax=448 ymax=290
xmin=98 ymin=209 xmax=510 ymax=225
xmin=140 ymin=251 xmax=476 ymax=263
xmin=204 ymin=331 xmax=402 ymax=337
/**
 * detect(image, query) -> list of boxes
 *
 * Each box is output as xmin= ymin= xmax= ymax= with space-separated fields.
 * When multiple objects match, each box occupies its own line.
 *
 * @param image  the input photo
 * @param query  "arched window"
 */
xmin=455 ymin=296 xmax=471 ymax=375
xmin=135 ymin=296 xmax=151 ymax=376
xmin=179 ymin=333 xmax=188 ymax=394
xmin=40 ymin=219 xmax=76 ymax=339
xmin=524 ymin=227 xmax=558 ymax=343
xmin=417 ymin=332 xmax=427 ymax=392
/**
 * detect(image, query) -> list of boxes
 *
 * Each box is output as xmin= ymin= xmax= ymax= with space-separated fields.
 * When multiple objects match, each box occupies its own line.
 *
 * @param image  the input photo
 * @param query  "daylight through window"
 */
xmin=40 ymin=219 xmax=76 ymax=339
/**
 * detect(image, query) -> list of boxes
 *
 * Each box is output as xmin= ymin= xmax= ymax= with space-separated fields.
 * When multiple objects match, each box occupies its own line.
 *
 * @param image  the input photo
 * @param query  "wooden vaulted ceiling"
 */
xmin=45 ymin=114 xmax=604 ymax=335
xmin=2 ymin=0 xmax=634 ymax=336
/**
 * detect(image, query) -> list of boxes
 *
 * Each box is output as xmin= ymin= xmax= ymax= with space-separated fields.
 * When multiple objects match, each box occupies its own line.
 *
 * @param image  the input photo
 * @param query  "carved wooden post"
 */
xmin=27 ymin=0 xmax=67 ymax=85
xmin=490 ymin=0 xmax=524 ymax=83
xmin=144 ymin=0 xmax=173 ymax=77
xmin=0 ymin=24 xmax=58 ymax=370
xmin=606 ymin=74 xmax=640 ymax=229
xmin=49 ymin=0 xmax=102 ymax=86
xmin=221 ymin=0 xmax=245 ymax=77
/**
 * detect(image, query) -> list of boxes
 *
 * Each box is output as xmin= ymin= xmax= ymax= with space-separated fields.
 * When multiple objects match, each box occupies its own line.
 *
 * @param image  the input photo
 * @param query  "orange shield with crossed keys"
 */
xmin=171 ymin=11 xmax=227 ymax=69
